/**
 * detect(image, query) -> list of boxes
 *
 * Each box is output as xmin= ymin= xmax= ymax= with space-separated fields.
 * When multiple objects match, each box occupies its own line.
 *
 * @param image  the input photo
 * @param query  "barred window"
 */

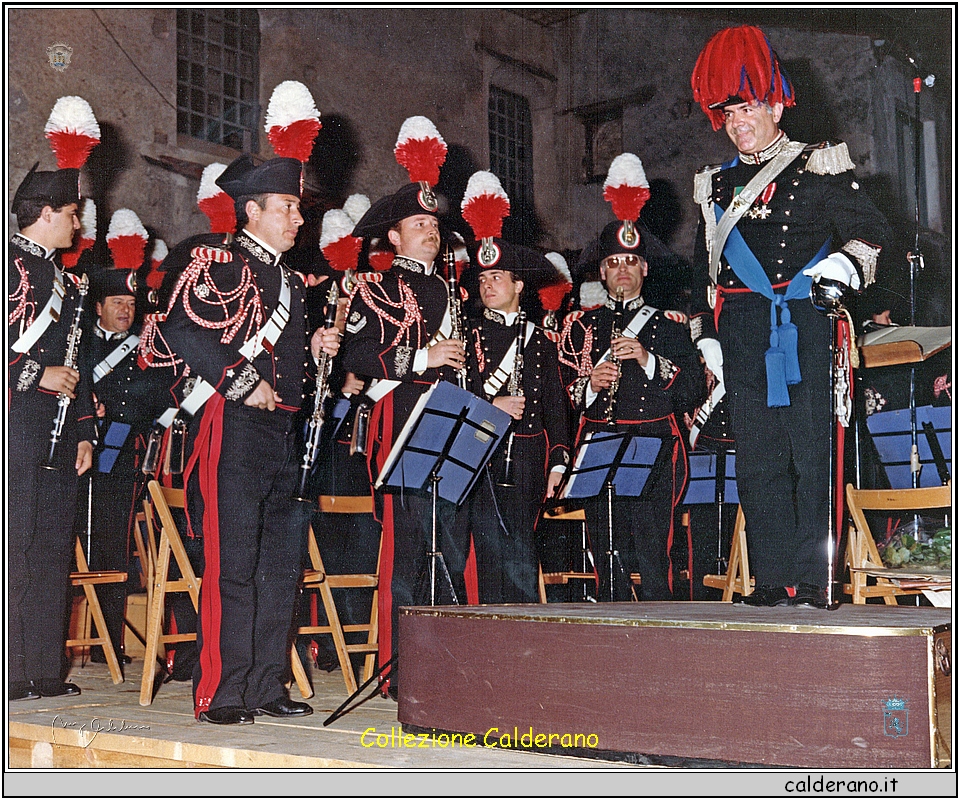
xmin=177 ymin=9 xmax=260 ymax=151
xmin=488 ymin=86 xmax=534 ymax=240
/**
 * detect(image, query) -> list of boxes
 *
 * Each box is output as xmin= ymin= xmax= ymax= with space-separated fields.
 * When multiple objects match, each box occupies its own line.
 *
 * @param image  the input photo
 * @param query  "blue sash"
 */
xmin=715 ymin=161 xmax=830 ymax=407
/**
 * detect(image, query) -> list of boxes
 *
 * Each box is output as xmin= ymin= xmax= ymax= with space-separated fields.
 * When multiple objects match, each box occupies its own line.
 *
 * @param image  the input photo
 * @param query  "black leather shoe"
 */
xmin=38 ymin=681 xmax=81 ymax=697
xmin=250 ymin=697 xmax=313 ymax=718
xmin=11 ymin=681 xmax=41 ymax=701
xmin=793 ymin=583 xmax=827 ymax=608
xmin=199 ymin=706 xmax=254 ymax=725
xmin=738 ymin=585 xmax=793 ymax=607
xmin=90 ymin=651 xmax=132 ymax=665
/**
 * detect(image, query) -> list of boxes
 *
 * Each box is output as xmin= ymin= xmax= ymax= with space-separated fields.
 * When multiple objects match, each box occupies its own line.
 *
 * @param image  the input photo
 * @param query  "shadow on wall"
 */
xmin=85 ymin=121 xmax=130 ymax=233
xmin=308 ymin=113 xmax=362 ymax=207
xmin=779 ymin=58 xmax=841 ymax=145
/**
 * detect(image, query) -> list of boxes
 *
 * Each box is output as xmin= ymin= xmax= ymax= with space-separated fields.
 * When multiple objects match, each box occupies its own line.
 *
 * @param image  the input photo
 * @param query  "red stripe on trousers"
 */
xmin=189 ymin=395 xmax=225 ymax=717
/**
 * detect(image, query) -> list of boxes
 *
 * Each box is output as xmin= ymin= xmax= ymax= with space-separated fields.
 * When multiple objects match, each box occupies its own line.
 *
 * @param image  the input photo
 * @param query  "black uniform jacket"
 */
xmin=8 ymin=233 xmax=96 ymax=444
xmin=159 ymin=231 xmax=313 ymax=415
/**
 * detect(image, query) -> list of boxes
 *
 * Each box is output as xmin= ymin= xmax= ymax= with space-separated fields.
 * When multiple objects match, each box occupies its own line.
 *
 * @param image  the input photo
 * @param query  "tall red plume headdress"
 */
xmin=603 ymin=153 xmax=649 ymax=250
xmin=461 ymin=171 xmax=510 ymax=267
xmin=61 ymin=197 xmax=97 ymax=269
xmin=44 ymin=96 xmax=101 ymax=169
xmin=265 ymin=81 xmax=322 ymax=162
xmin=691 ymin=25 xmax=796 ymax=131
xmin=197 ymin=162 xmax=237 ymax=234
xmin=394 ymin=115 xmax=447 ymax=212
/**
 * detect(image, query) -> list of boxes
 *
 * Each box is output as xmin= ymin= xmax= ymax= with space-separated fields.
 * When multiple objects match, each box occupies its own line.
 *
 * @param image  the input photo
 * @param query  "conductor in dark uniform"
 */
xmin=462 ymin=241 xmax=571 ymax=603
xmin=689 ymin=26 xmax=890 ymax=607
xmin=340 ymin=182 xmax=467 ymax=693
xmin=8 ymin=165 xmax=96 ymax=700
xmin=558 ymin=219 xmax=705 ymax=601
xmin=160 ymin=155 xmax=340 ymax=725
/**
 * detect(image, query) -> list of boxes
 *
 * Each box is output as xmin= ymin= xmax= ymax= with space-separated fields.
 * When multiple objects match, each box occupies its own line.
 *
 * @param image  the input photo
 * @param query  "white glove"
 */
xmin=802 ymin=252 xmax=861 ymax=291
xmin=697 ymin=338 xmax=724 ymax=386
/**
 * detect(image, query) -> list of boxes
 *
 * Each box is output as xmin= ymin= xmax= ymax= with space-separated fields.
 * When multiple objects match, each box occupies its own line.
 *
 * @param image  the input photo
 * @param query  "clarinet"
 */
xmin=41 ymin=273 xmax=89 ymax=470
xmin=497 ymin=311 xmax=526 ymax=488
xmin=604 ymin=287 xmax=625 ymax=425
xmin=294 ymin=281 xmax=340 ymax=502
xmin=445 ymin=247 xmax=467 ymax=390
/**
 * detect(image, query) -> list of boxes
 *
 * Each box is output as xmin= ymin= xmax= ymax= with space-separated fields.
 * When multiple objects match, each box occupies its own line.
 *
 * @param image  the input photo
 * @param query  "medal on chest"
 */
xmin=739 ymin=182 xmax=777 ymax=220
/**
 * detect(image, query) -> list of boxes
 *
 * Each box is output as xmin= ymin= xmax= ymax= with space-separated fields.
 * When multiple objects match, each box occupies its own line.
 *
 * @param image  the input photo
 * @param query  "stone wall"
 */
xmin=7 ymin=8 xmax=950 ymax=268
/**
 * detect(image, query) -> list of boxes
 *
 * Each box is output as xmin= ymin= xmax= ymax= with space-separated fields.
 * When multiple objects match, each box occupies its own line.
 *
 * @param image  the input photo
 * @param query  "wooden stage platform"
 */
xmin=6 ymin=654 xmax=633 ymax=771
xmin=398 ymin=602 xmax=952 ymax=769
xmin=7 ymin=602 xmax=952 ymax=780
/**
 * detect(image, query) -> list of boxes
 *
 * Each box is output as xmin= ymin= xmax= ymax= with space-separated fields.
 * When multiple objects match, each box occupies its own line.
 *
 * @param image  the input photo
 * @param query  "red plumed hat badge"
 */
xmin=603 ymin=153 xmax=649 ymax=250
xmin=691 ymin=25 xmax=796 ymax=131
xmin=44 ymin=96 xmax=101 ymax=169
xmin=394 ymin=115 xmax=448 ymax=212
xmin=265 ymin=80 xmax=322 ymax=162
xmin=461 ymin=171 xmax=510 ymax=267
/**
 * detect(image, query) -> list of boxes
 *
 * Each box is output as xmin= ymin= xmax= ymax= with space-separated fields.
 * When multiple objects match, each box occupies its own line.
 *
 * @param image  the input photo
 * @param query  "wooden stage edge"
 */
xmin=398 ymin=602 xmax=953 ymax=770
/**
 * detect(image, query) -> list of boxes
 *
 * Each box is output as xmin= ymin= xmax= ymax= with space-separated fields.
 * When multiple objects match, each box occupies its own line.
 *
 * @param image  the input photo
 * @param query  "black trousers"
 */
xmin=8 ymin=417 xmax=81 ymax=687
xmin=720 ymin=294 xmax=832 ymax=587
xmin=469 ymin=433 xmax=547 ymax=604
xmin=584 ymin=474 xmax=674 ymax=602
xmin=188 ymin=403 xmax=310 ymax=714
xmin=382 ymin=489 xmax=469 ymax=687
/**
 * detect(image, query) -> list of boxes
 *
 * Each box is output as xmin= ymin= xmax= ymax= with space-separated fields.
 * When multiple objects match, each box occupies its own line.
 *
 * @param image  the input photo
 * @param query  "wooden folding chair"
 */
xmin=131 ymin=508 xmax=155 ymax=608
xmin=702 ymin=505 xmax=754 ymax=601
xmin=139 ymin=481 xmax=202 ymax=706
xmin=844 ymin=483 xmax=951 ymax=604
xmin=537 ymin=505 xmax=595 ymax=603
xmin=536 ymin=505 xmax=641 ymax=601
xmin=291 ymin=495 xmax=382 ymax=696
xmin=67 ymin=538 xmax=128 ymax=684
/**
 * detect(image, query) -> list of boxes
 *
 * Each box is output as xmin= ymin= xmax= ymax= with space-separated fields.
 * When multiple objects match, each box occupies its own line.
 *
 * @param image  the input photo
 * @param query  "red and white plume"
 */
xmin=197 ymin=162 xmax=237 ymax=234
xmin=342 ymin=193 xmax=371 ymax=225
xmin=319 ymin=209 xmax=362 ymax=273
xmin=44 ymin=96 xmax=101 ymax=169
xmin=265 ymin=80 xmax=322 ymax=162
xmin=106 ymin=209 xmax=148 ymax=271
xmin=539 ymin=251 xmax=573 ymax=324
xmin=580 ymin=280 xmax=608 ymax=311
xmin=603 ymin=153 xmax=650 ymax=222
xmin=61 ymin=198 xmax=97 ymax=269
xmin=461 ymin=171 xmax=510 ymax=240
xmin=146 ymin=238 xmax=169 ymax=292
xmin=394 ymin=116 xmax=447 ymax=187
xmin=367 ymin=245 xmax=395 ymax=273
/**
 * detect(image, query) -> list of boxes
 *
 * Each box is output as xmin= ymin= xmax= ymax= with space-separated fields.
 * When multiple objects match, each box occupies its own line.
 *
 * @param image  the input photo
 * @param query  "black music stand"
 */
xmin=866 ymin=404 xmax=952 ymax=489
xmin=561 ymin=430 xmax=666 ymax=602
xmin=683 ymin=449 xmax=739 ymax=576
xmin=376 ymin=380 xmax=511 ymax=604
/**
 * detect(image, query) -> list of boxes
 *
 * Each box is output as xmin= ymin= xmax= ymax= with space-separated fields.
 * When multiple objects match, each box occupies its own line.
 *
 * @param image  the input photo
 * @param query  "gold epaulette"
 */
xmin=804 ymin=141 xmax=855 ymax=175
xmin=694 ymin=164 xmax=722 ymax=204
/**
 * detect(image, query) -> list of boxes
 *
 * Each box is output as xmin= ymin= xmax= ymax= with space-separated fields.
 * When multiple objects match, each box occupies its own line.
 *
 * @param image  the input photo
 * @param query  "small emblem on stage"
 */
xmin=883 ymin=697 xmax=908 ymax=737
xmin=47 ymin=43 xmax=73 ymax=72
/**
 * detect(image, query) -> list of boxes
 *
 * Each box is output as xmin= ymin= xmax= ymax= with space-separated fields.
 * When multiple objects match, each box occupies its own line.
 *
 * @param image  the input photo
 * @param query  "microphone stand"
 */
xmin=904 ymin=53 xmax=934 ymax=489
